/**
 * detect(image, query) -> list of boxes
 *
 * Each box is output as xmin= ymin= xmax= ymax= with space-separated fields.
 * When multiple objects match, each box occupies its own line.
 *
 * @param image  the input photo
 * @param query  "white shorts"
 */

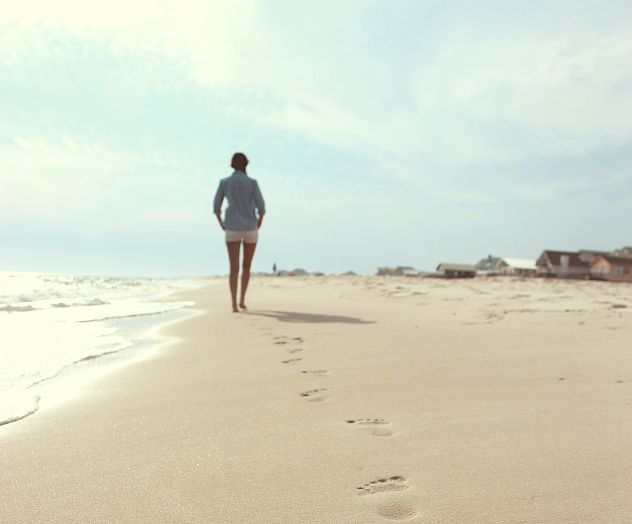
xmin=225 ymin=229 xmax=258 ymax=243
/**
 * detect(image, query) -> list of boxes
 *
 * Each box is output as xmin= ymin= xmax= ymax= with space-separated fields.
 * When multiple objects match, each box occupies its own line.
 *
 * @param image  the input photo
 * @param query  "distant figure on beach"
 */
xmin=213 ymin=152 xmax=265 ymax=312
xmin=273 ymin=262 xmax=277 ymax=275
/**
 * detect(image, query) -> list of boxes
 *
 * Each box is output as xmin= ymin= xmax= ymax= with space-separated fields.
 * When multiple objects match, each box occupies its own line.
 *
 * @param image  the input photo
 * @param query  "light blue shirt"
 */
xmin=213 ymin=171 xmax=265 ymax=231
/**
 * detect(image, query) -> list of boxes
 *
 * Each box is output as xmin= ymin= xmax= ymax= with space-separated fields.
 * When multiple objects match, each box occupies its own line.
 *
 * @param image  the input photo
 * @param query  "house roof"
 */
xmin=436 ymin=263 xmax=476 ymax=272
xmin=579 ymin=249 xmax=610 ymax=255
xmin=538 ymin=250 xmax=590 ymax=267
xmin=499 ymin=258 xmax=537 ymax=270
xmin=475 ymin=256 xmax=501 ymax=270
xmin=593 ymin=255 xmax=632 ymax=267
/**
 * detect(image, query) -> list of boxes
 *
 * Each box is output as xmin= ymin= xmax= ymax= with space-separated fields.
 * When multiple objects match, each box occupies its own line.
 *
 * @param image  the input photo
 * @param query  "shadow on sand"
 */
xmin=245 ymin=310 xmax=374 ymax=324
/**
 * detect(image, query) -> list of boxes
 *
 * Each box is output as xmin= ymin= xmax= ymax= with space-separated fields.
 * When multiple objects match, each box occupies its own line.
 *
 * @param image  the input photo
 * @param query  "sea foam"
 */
xmin=0 ymin=271 xmax=204 ymax=427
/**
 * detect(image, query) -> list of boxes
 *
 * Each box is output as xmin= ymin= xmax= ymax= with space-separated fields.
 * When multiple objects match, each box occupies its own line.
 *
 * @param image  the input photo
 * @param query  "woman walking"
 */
xmin=213 ymin=152 xmax=265 ymax=312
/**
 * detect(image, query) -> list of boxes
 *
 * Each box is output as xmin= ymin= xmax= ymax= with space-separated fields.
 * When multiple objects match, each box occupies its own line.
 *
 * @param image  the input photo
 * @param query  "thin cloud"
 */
xmin=4 ymin=2 xmax=631 ymax=166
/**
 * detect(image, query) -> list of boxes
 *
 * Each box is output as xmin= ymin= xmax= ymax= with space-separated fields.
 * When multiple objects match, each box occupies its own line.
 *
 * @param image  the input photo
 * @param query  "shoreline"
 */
xmin=2 ymin=276 xmax=632 ymax=522
xmin=0 ymin=280 xmax=214 ymax=431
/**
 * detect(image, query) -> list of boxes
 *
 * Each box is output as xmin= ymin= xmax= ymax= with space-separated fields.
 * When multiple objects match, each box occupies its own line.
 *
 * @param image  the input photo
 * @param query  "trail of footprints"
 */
xmin=268 ymin=330 xmax=415 ymax=521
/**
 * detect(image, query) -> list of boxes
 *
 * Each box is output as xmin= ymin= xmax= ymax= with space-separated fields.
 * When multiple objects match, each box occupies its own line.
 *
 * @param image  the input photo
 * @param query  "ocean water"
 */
xmin=0 ymin=271 xmax=204 ymax=427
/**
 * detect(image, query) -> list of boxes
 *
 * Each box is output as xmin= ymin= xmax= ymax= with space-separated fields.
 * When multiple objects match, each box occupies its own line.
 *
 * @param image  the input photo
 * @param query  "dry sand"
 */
xmin=2 ymin=275 xmax=632 ymax=523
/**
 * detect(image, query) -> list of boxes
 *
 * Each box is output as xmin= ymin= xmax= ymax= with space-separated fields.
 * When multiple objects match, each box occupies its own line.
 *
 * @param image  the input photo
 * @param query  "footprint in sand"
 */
xmin=286 ymin=347 xmax=303 ymax=354
xmin=274 ymin=336 xmax=304 ymax=345
xmin=300 ymin=388 xmax=328 ymax=402
xmin=484 ymin=311 xmax=504 ymax=323
xmin=301 ymin=369 xmax=329 ymax=377
xmin=357 ymin=476 xmax=409 ymax=496
xmin=281 ymin=358 xmax=302 ymax=364
xmin=346 ymin=418 xmax=394 ymax=437
xmin=376 ymin=500 xmax=418 ymax=521
xmin=357 ymin=476 xmax=417 ymax=521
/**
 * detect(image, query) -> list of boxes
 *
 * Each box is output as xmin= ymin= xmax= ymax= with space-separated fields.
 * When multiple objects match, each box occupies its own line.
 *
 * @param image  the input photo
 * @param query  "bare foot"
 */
xmin=232 ymin=304 xmax=239 ymax=313
xmin=239 ymin=302 xmax=247 ymax=310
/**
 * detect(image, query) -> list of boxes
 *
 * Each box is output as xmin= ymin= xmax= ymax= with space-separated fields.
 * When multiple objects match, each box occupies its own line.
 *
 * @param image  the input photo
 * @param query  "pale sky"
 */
xmin=1 ymin=0 xmax=631 ymax=276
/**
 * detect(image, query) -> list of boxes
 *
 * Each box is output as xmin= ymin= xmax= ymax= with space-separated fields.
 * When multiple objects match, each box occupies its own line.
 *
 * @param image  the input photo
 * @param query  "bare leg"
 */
xmin=226 ymin=241 xmax=241 ymax=312
xmin=240 ymin=242 xmax=257 ymax=309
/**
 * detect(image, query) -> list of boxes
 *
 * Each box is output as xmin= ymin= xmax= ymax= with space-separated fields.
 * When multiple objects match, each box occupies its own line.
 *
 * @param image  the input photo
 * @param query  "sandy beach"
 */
xmin=2 ymin=275 xmax=632 ymax=523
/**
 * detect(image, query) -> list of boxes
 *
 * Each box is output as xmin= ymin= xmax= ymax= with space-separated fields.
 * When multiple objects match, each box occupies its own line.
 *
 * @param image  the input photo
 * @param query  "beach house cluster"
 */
xmin=536 ymin=249 xmax=632 ymax=282
xmin=434 ymin=257 xmax=537 ymax=279
xmin=433 ymin=246 xmax=632 ymax=282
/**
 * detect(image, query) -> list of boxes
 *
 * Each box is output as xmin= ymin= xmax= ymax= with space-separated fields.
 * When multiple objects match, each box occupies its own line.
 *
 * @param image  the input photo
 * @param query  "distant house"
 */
xmin=475 ymin=255 xmax=501 ymax=275
xmin=536 ymin=250 xmax=590 ymax=279
xmin=590 ymin=255 xmax=632 ymax=283
xmin=577 ymin=249 xmax=610 ymax=265
xmin=436 ymin=263 xmax=476 ymax=279
xmin=376 ymin=266 xmax=417 ymax=276
xmin=612 ymin=246 xmax=632 ymax=258
xmin=497 ymin=258 xmax=537 ymax=276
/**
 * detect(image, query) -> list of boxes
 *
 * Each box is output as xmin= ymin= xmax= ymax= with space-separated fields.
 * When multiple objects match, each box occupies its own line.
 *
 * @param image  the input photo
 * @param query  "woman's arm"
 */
xmin=254 ymin=180 xmax=266 ymax=222
xmin=254 ymin=181 xmax=265 ymax=229
xmin=213 ymin=181 xmax=225 ymax=230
